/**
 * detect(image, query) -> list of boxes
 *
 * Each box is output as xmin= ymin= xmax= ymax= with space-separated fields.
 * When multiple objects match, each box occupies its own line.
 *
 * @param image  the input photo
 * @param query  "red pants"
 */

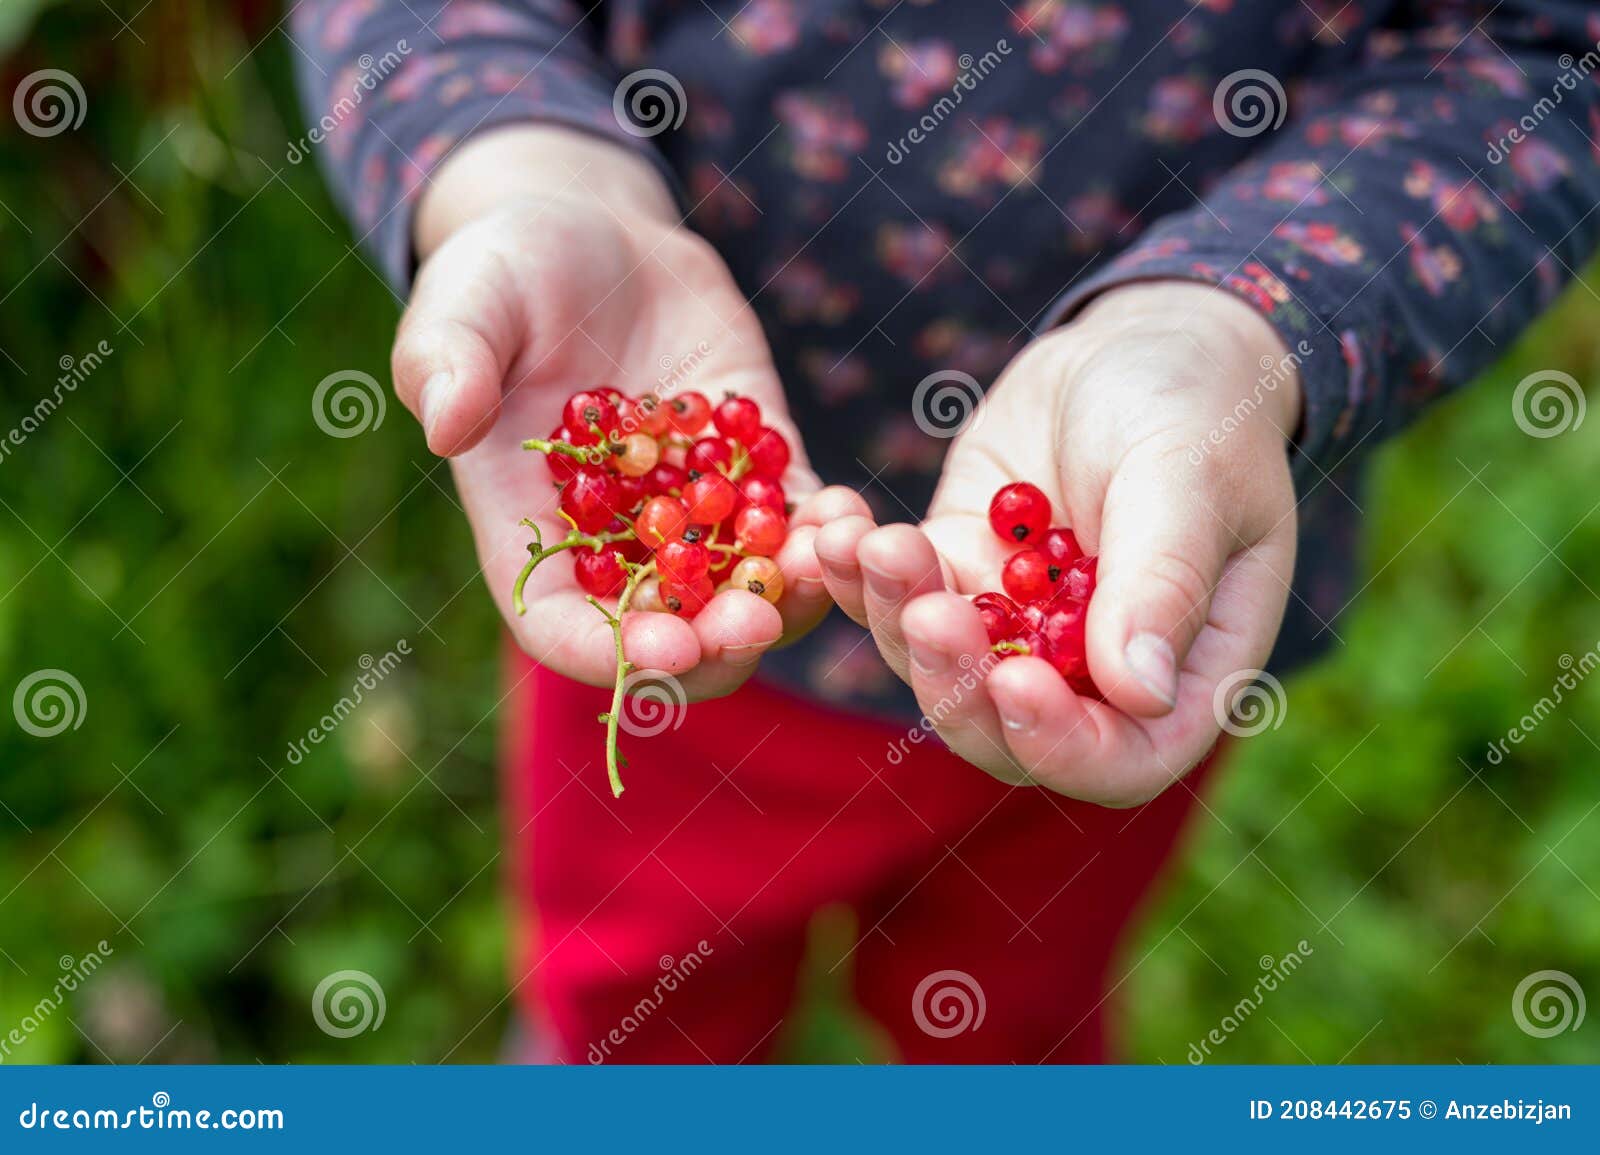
xmin=503 ymin=653 xmax=1221 ymax=1063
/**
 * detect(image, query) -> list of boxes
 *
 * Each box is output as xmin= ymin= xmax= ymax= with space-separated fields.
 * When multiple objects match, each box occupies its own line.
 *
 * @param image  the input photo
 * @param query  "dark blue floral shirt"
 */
xmin=294 ymin=0 xmax=1600 ymax=714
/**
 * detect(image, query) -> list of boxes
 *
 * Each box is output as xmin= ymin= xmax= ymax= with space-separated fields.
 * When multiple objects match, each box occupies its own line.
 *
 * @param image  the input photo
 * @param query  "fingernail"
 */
xmin=908 ymin=642 xmax=948 ymax=678
xmin=419 ymin=370 xmax=454 ymax=444
xmin=865 ymin=572 xmax=906 ymax=605
xmin=723 ymin=641 xmax=768 ymax=667
xmin=998 ymin=700 xmax=1035 ymax=733
xmin=793 ymin=575 xmax=828 ymax=595
xmin=818 ymin=557 xmax=858 ymax=585
xmin=1125 ymin=632 xmax=1178 ymax=707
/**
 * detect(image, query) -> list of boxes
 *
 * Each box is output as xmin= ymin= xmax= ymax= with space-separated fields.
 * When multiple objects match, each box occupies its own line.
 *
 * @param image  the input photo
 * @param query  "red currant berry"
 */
xmin=712 ymin=392 xmax=763 ymax=444
xmin=731 ymin=556 xmax=783 ymax=603
xmin=734 ymin=504 xmax=787 ymax=556
xmin=988 ymin=482 xmax=1051 ymax=545
xmin=737 ymin=475 xmax=786 ymax=513
xmin=613 ymin=472 xmax=646 ymax=514
xmin=972 ymin=591 xmax=1021 ymax=646
xmin=666 ymin=391 xmax=712 ymax=437
xmin=644 ymin=463 xmax=688 ymax=497
xmin=1061 ymin=555 xmax=1097 ymax=602
xmin=560 ymin=467 xmax=621 ymax=533
xmin=614 ymin=432 xmax=661 ymax=478
xmin=683 ymin=472 xmax=737 ymax=524
xmin=685 ymin=436 xmax=733 ymax=477
xmin=545 ymin=425 xmax=578 ymax=482
xmin=632 ymin=576 xmax=667 ymax=613
xmin=1001 ymin=548 xmax=1055 ymax=603
xmin=1039 ymin=602 xmax=1090 ymax=680
xmin=745 ymin=427 xmax=791 ymax=479
xmin=562 ymin=391 xmax=620 ymax=446
xmin=573 ymin=548 xmax=627 ymax=597
xmin=657 ymin=529 xmax=712 ymax=586
xmin=634 ymin=395 xmax=672 ymax=438
xmin=635 ymin=495 xmax=689 ymax=547
xmin=661 ymin=575 xmax=714 ymax=618
xmin=1039 ymin=527 xmax=1084 ymax=570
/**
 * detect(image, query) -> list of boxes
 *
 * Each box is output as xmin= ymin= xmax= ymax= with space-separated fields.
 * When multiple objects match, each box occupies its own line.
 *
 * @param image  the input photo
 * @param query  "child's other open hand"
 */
xmin=818 ymin=282 xmax=1302 ymax=805
xmin=393 ymin=127 xmax=867 ymax=701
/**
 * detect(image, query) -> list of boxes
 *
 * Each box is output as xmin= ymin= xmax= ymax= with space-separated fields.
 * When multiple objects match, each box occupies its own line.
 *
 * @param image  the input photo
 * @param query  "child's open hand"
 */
xmin=392 ymin=128 xmax=866 ymax=701
xmin=817 ymin=282 xmax=1302 ymax=804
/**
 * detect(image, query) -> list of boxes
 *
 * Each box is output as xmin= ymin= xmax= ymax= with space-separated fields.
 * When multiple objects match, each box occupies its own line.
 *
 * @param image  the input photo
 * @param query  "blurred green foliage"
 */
xmin=1 ymin=6 xmax=1596 ymax=1065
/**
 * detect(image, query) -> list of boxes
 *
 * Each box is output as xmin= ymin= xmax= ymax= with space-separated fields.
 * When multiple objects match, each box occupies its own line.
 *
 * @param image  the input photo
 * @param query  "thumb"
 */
xmin=1084 ymin=454 xmax=1232 ymax=717
xmin=391 ymin=238 xmax=522 ymax=456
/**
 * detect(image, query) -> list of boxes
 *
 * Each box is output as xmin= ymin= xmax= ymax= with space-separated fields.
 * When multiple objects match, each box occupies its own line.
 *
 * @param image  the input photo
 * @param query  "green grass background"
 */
xmin=1 ymin=4 xmax=1596 ymax=1064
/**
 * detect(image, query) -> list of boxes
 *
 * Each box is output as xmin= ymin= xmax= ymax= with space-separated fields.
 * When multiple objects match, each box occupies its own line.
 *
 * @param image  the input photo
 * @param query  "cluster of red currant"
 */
xmin=513 ymin=387 xmax=794 ymax=795
xmin=974 ymin=482 xmax=1102 ymax=698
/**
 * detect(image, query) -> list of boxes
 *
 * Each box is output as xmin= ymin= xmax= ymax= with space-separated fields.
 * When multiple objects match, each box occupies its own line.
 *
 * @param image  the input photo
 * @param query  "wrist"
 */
xmin=414 ymin=124 xmax=680 ymax=259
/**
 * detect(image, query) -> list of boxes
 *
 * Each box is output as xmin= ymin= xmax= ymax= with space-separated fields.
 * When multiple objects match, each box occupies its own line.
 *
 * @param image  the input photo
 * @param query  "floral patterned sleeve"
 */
xmin=1050 ymin=0 xmax=1600 ymax=485
xmin=288 ymin=1 xmax=676 ymax=289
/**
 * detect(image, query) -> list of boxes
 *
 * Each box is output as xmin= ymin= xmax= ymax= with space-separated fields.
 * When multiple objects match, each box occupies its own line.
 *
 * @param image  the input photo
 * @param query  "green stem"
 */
xmin=522 ymin=437 xmax=602 ymax=465
xmin=511 ymin=518 xmax=637 ymax=616
xmin=590 ymin=560 xmax=656 ymax=798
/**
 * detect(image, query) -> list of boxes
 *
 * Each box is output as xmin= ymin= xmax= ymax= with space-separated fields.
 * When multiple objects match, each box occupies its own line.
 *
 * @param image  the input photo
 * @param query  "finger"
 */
xmin=771 ymin=524 xmax=832 ymax=642
xmin=789 ymin=485 xmax=872 ymax=529
xmin=814 ymin=514 xmax=878 ymax=628
xmin=899 ymin=593 xmax=1029 ymax=784
xmin=1085 ymin=454 xmax=1233 ymax=719
xmin=985 ymin=657 xmax=1156 ymax=804
xmin=393 ymin=238 xmax=522 ymax=456
xmin=505 ymin=584 xmax=703 ymax=687
xmin=672 ymin=589 xmax=784 ymax=700
xmin=857 ymin=524 xmax=947 ymax=681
